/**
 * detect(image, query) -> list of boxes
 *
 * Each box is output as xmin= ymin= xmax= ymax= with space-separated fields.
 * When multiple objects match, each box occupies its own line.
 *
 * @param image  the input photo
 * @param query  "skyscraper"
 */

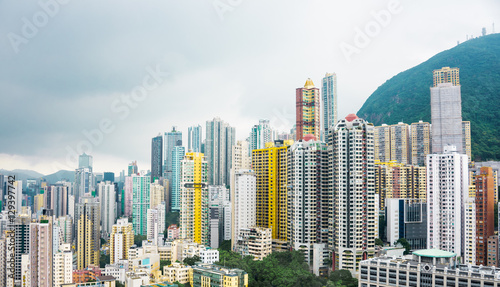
xmin=287 ymin=139 xmax=329 ymax=274
xmin=433 ymin=66 xmax=459 ymax=87
xmin=74 ymin=167 xmax=94 ymax=203
xmin=248 ymin=119 xmax=275 ymax=155
xmin=431 ymin=67 xmax=463 ymax=154
xmin=14 ymin=212 xmax=31 ymax=283
xmin=462 ymin=121 xmax=472 ymax=161
xmin=171 ymin=146 xmax=186 ymax=211
xmin=374 ymin=124 xmax=391 ymax=163
xmin=147 ymin=203 xmax=166 ymax=244
xmin=188 ymin=125 xmax=203 ymax=153
xmin=390 ymin=122 xmax=410 ymax=165
xmin=76 ymin=196 xmax=100 ymax=270
xmin=151 ymin=134 xmax=163 ymax=182
xmin=329 ymin=114 xmax=377 ymax=272
xmin=231 ymin=169 xmax=256 ymax=251
xmin=426 ymin=145 xmax=468 ymax=256
xmin=296 ymin=78 xmax=320 ymax=141
xmin=99 ymin=181 xmax=116 ymax=236
xmin=29 ymin=213 xmax=53 ymax=287
xmin=164 ymin=126 xmax=182 ymax=176
xmin=150 ymin=179 xmax=165 ymax=210
xmin=475 ymin=167 xmax=495 ymax=266
xmin=53 ymin=244 xmax=73 ymax=287
xmin=79 ymin=153 xmax=93 ymax=170
xmin=110 ymin=218 xmax=134 ymax=264
xmin=179 ymin=152 xmax=209 ymax=245
xmin=321 ymin=72 xmax=337 ymax=141
xmin=206 ymin=118 xmax=235 ymax=186
xmin=410 ymin=120 xmax=431 ymax=166
xmin=128 ymin=161 xmax=138 ymax=176
xmin=252 ymin=140 xmax=292 ymax=249
xmin=132 ymin=175 xmax=151 ymax=235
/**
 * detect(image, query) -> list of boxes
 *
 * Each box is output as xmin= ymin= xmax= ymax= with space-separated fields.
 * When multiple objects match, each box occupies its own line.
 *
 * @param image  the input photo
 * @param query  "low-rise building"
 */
xmin=359 ymin=249 xmax=500 ymax=287
xmin=103 ymin=261 xmax=129 ymax=284
xmin=163 ymin=262 xmax=191 ymax=284
xmin=235 ymin=227 xmax=272 ymax=260
xmin=191 ymin=264 xmax=248 ymax=287
xmin=200 ymin=248 xmax=219 ymax=264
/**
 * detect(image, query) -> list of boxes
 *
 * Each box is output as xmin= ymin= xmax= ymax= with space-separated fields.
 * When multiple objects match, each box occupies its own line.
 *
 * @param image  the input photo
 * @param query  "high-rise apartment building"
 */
xmin=188 ymin=125 xmax=203 ymax=153
xmin=151 ymin=134 xmax=163 ymax=182
xmin=464 ymin=197 xmax=476 ymax=265
xmin=76 ymin=196 xmax=100 ymax=270
xmin=171 ymin=146 xmax=186 ymax=211
xmin=164 ymin=126 xmax=182 ymax=182
xmin=433 ymin=66 xmax=460 ymax=87
xmin=249 ymin=119 xmax=276 ymax=155
xmin=410 ymin=120 xmax=431 ymax=166
xmin=147 ymin=203 xmax=166 ymax=243
xmin=53 ymin=243 xmax=73 ymax=287
xmin=390 ymin=122 xmax=410 ymax=165
xmin=329 ymin=114 xmax=377 ymax=272
xmin=475 ymin=167 xmax=495 ymax=266
xmin=150 ymin=179 xmax=165 ymax=210
xmin=43 ymin=184 xmax=69 ymax=218
xmin=29 ymin=214 xmax=53 ymax=287
xmin=208 ymin=185 xmax=231 ymax=248
xmin=252 ymin=140 xmax=292 ymax=248
xmin=426 ymin=145 xmax=468 ymax=256
xmin=206 ymin=118 xmax=235 ymax=186
xmin=374 ymin=162 xmax=426 ymax=212
xmin=231 ymin=169 xmax=256 ymax=251
xmin=110 ymin=218 xmax=134 ymax=264
xmin=232 ymin=141 xmax=251 ymax=172
xmin=374 ymin=124 xmax=391 ymax=163
xmin=55 ymin=215 xmax=73 ymax=245
xmin=99 ymin=181 xmax=116 ymax=236
xmin=75 ymin=167 xmax=94 ymax=203
xmin=14 ymin=213 xmax=31 ymax=283
xmin=462 ymin=120 xmax=472 ymax=161
xmin=296 ymin=78 xmax=320 ymax=141
xmin=321 ymin=72 xmax=337 ymax=141
xmin=132 ymin=175 xmax=151 ymax=235
xmin=287 ymin=140 xmax=329 ymax=274
xmin=431 ymin=67 xmax=463 ymax=155
xmin=179 ymin=152 xmax=209 ymax=245
xmin=128 ymin=161 xmax=138 ymax=176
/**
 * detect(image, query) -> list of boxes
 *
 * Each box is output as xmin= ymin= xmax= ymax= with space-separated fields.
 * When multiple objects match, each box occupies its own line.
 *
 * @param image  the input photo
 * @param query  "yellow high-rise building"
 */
xmin=410 ymin=121 xmax=431 ymax=166
xmin=76 ymin=197 xmax=100 ymax=270
xmin=180 ymin=152 xmax=209 ymax=246
xmin=389 ymin=122 xmax=410 ymax=165
xmin=374 ymin=125 xmax=391 ymax=163
xmin=433 ymin=67 xmax=460 ymax=87
xmin=462 ymin=121 xmax=472 ymax=162
xmin=110 ymin=218 xmax=134 ymax=264
xmin=252 ymin=140 xmax=292 ymax=246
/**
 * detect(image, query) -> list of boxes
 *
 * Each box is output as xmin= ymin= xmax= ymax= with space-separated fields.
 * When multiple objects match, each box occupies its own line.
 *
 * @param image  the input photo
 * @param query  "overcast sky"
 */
xmin=0 ymin=0 xmax=498 ymax=175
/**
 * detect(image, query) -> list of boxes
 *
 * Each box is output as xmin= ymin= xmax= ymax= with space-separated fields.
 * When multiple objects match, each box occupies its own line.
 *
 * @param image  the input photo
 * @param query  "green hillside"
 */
xmin=358 ymin=33 xmax=500 ymax=161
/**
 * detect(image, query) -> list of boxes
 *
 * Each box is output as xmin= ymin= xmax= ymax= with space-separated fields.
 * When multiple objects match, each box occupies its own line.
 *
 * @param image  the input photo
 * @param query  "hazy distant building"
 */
xmin=171 ymin=146 xmax=185 ymax=212
xmin=188 ymin=125 xmax=203 ymax=153
xmin=151 ymin=134 xmax=163 ymax=182
xmin=132 ymin=175 xmax=151 ymax=235
xmin=128 ymin=161 xmax=138 ymax=176
xmin=206 ymin=118 xmax=235 ymax=186
xmin=296 ymin=78 xmax=320 ymax=140
xmin=321 ymin=72 xmax=337 ymax=141
xmin=249 ymin=119 xmax=276 ymax=155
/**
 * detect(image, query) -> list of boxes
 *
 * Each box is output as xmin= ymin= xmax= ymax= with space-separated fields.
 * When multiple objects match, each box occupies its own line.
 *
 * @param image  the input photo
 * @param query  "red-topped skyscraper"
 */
xmin=296 ymin=78 xmax=320 ymax=141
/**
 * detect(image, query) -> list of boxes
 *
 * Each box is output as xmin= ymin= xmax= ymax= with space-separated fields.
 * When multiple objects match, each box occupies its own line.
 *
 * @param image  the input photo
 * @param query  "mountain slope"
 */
xmin=358 ymin=33 xmax=500 ymax=161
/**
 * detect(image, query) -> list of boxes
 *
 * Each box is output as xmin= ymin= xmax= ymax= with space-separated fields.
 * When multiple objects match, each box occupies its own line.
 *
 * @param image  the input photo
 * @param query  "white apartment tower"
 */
xmin=426 ymin=145 xmax=468 ymax=256
xmin=53 ymin=244 xmax=73 ymax=287
xmin=99 ymin=181 xmax=116 ymax=236
xmin=322 ymin=72 xmax=337 ymax=141
xmin=287 ymin=140 xmax=329 ymax=272
xmin=231 ymin=170 xmax=256 ymax=251
xmin=329 ymin=114 xmax=377 ymax=273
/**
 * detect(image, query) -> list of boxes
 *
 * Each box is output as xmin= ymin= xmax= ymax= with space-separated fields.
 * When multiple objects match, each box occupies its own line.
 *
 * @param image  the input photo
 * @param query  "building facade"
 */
xmin=205 ymin=118 xmax=235 ymax=186
xmin=296 ymin=78 xmax=320 ymax=141
xmin=321 ymin=72 xmax=337 ymax=141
